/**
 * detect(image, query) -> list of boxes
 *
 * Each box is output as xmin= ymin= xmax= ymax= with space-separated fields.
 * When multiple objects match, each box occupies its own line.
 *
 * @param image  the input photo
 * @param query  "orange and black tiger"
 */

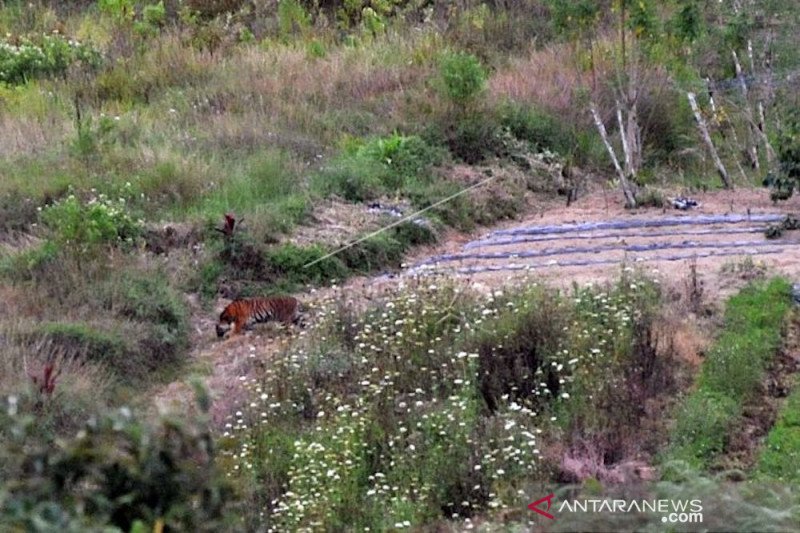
xmin=216 ymin=296 xmax=305 ymax=338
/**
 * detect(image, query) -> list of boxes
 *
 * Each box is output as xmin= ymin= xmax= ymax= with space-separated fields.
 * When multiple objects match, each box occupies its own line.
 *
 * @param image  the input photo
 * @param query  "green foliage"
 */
xmin=498 ymin=102 xmax=576 ymax=155
xmin=278 ymin=0 xmax=311 ymax=38
xmin=777 ymin=111 xmax=800 ymax=181
xmin=549 ymin=0 xmax=599 ymax=39
xmin=314 ymin=134 xmax=445 ymax=201
xmin=0 ymin=399 xmax=233 ymax=531
xmin=226 ymin=272 xmax=675 ymax=530
xmin=627 ymin=0 xmax=659 ymax=41
xmin=40 ymin=190 xmax=142 ymax=254
xmin=671 ymin=0 xmax=703 ymax=43
xmin=34 ymin=321 xmax=131 ymax=368
xmin=135 ymin=2 xmax=167 ymax=36
xmin=634 ymin=186 xmax=666 ymax=208
xmin=438 ymin=51 xmax=487 ymax=108
xmin=440 ymin=113 xmax=501 ymax=164
xmin=266 ymin=243 xmax=349 ymax=286
xmin=0 ymin=33 xmax=101 ymax=85
xmin=0 ymin=241 xmax=58 ymax=281
xmin=756 ymin=379 xmax=800 ymax=482
xmin=666 ymin=391 xmax=739 ymax=469
xmin=665 ymin=278 xmax=792 ymax=469
xmin=98 ymin=0 xmax=135 ymax=23
xmin=109 ymin=270 xmax=189 ymax=360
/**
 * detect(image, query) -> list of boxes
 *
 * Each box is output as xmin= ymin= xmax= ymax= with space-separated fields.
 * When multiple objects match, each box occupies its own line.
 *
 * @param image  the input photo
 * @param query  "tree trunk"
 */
xmin=687 ymin=92 xmax=732 ymax=189
xmin=591 ymin=103 xmax=637 ymax=208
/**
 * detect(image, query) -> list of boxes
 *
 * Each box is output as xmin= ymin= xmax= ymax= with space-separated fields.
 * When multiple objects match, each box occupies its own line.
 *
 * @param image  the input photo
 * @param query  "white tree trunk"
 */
xmin=688 ymin=92 xmax=732 ymax=189
xmin=591 ymin=103 xmax=637 ymax=207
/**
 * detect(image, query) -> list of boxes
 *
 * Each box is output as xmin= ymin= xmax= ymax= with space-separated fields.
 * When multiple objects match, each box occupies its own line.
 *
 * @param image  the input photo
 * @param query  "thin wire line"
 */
xmin=303 ymin=173 xmax=499 ymax=269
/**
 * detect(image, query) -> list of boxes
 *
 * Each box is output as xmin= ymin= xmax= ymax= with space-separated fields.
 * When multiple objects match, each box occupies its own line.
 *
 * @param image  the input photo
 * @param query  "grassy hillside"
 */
xmin=2 ymin=0 xmax=800 ymax=530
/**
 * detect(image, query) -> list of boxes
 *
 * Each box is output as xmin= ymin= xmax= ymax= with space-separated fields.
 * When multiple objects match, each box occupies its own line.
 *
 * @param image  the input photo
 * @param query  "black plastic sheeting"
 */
xmin=490 ymin=214 xmax=785 ymax=237
xmin=411 ymin=248 xmax=785 ymax=276
xmin=464 ymin=226 xmax=766 ymax=250
xmin=413 ymin=238 xmax=798 ymax=267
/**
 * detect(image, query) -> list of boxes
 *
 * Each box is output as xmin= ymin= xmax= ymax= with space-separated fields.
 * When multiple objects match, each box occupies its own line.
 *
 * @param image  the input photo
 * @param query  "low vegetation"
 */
xmin=221 ymin=270 xmax=680 ymax=530
xmin=2 ymin=0 xmax=800 ymax=529
xmin=663 ymin=278 xmax=792 ymax=470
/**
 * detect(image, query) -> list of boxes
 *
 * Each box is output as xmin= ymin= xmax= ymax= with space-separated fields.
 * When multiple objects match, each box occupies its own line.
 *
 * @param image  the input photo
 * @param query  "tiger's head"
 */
xmin=216 ymin=308 xmax=235 ymax=338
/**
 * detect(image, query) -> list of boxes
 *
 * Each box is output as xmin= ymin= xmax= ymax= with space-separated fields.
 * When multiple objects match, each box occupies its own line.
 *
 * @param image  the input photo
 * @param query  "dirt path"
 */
xmin=151 ymin=188 xmax=800 ymax=424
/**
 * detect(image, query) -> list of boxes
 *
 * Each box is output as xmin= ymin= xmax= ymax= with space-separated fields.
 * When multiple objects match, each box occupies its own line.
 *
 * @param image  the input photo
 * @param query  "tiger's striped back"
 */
xmin=216 ymin=296 xmax=304 ymax=338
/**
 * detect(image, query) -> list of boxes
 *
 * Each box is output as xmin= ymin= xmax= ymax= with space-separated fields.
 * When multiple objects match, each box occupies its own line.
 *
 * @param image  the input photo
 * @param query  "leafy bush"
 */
xmin=666 ymin=390 xmax=739 ymax=469
xmin=0 ymin=33 xmax=101 ymax=84
xmin=437 ymin=113 xmax=502 ymax=164
xmin=107 ymin=270 xmax=190 ymax=369
xmin=266 ymin=243 xmax=349 ymax=286
xmin=498 ymin=102 xmax=576 ymax=155
xmin=185 ymin=0 xmax=245 ymax=18
xmin=34 ymin=321 xmax=131 ymax=368
xmin=0 ymin=397 xmax=234 ymax=531
xmin=764 ymin=109 xmax=800 ymax=201
xmin=0 ymin=241 xmax=59 ymax=281
xmin=40 ymin=191 xmax=142 ymax=254
xmin=315 ymin=134 xmax=445 ymax=202
xmin=353 ymin=134 xmax=445 ymax=190
xmin=438 ymin=51 xmax=487 ymax=108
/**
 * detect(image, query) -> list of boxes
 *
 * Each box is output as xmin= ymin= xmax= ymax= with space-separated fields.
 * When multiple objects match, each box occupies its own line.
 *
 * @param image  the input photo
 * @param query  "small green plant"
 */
xmin=40 ymin=190 xmax=142 ymax=254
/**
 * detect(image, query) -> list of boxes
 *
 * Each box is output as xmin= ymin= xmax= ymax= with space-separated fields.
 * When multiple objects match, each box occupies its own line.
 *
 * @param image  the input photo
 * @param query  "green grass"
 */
xmin=663 ymin=278 xmax=792 ymax=470
xmin=757 ymin=383 xmax=800 ymax=482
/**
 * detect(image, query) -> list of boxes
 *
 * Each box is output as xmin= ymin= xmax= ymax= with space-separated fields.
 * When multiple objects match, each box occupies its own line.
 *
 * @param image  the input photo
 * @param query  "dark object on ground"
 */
xmin=672 ymin=197 xmax=699 ymax=210
xmin=367 ymin=202 xmax=404 ymax=218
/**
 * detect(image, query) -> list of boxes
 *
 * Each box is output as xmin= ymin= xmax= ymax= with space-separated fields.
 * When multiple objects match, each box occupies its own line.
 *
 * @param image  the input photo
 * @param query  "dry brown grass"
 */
xmin=489 ymin=42 xmax=590 ymax=114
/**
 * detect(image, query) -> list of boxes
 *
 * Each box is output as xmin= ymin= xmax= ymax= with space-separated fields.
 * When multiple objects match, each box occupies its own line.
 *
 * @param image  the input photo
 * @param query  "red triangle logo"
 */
xmin=528 ymin=493 xmax=556 ymax=520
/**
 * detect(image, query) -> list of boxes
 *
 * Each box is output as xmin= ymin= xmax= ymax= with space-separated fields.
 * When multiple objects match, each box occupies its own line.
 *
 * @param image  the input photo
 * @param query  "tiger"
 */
xmin=215 ymin=296 xmax=305 ymax=338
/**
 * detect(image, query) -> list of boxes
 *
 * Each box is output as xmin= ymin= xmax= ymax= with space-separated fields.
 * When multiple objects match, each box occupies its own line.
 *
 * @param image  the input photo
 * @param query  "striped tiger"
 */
xmin=215 ymin=296 xmax=305 ymax=338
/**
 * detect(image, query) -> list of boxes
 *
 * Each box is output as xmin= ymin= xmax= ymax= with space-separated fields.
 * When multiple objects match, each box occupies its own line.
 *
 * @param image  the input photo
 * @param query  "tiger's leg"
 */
xmin=233 ymin=317 xmax=247 ymax=335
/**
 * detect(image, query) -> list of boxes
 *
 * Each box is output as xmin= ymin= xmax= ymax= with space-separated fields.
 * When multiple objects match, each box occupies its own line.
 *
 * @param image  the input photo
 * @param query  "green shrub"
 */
xmin=266 ymin=243 xmax=349 ymax=286
xmin=438 ymin=51 xmax=487 ymax=107
xmin=0 ymin=398 xmax=234 ymax=531
xmin=40 ymin=191 xmax=142 ymax=254
xmin=278 ymin=0 xmax=311 ymax=38
xmin=0 ymin=192 xmax=39 ymax=232
xmin=185 ymin=0 xmax=245 ymax=18
xmin=441 ymin=114 xmax=501 ymax=164
xmin=0 ymin=241 xmax=59 ymax=281
xmin=0 ymin=33 xmax=101 ymax=85
xmin=498 ymin=102 xmax=575 ymax=155
xmin=355 ymin=134 xmax=445 ymax=190
xmin=108 ymin=271 xmax=189 ymax=367
xmin=313 ymin=156 xmax=388 ymax=202
xmin=315 ymin=135 xmax=445 ymax=202
xmin=34 ymin=321 xmax=131 ymax=370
